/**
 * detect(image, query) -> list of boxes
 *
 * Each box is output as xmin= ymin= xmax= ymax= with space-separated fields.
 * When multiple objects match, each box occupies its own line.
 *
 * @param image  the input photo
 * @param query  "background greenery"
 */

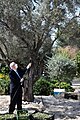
xmin=0 ymin=65 xmax=10 ymax=94
xmin=33 ymin=77 xmax=74 ymax=96
xmin=0 ymin=65 xmax=75 ymax=95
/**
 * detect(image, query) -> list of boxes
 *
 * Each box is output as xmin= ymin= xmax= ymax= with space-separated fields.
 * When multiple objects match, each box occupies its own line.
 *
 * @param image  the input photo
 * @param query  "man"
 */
xmin=9 ymin=62 xmax=31 ymax=114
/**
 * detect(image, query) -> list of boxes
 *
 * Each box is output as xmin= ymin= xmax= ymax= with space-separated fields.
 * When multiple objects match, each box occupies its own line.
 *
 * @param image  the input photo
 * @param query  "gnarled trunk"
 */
xmin=23 ymin=58 xmax=43 ymax=102
xmin=23 ymin=66 xmax=34 ymax=102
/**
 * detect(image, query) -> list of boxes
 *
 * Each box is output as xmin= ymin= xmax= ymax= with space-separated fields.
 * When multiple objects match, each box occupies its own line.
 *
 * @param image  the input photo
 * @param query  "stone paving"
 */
xmin=0 ymin=95 xmax=80 ymax=120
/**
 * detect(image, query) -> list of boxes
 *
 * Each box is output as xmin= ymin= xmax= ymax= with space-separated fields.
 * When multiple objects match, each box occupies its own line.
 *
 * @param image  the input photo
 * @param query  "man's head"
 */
xmin=10 ymin=62 xmax=18 ymax=70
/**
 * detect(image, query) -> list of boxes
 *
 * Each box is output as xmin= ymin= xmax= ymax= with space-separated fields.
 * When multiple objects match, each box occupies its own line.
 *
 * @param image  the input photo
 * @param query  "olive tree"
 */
xmin=0 ymin=0 xmax=79 ymax=101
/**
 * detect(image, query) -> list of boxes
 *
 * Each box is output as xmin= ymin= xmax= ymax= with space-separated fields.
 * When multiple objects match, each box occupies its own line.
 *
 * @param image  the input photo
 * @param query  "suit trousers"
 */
xmin=9 ymin=86 xmax=22 ymax=113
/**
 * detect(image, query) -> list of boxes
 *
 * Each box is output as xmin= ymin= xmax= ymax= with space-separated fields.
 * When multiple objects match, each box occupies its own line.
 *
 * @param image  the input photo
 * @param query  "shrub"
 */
xmin=0 ymin=77 xmax=10 ymax=95
xmin=0 ymin=65 xmax=10 ymax=94
xmin=0 ymin=65 xmax=9 ymax=74
xmin=33 ymin=78 xmax=74 ymax=96
xmin=33 ymin=77 xmax=51 ymax=95
xmin=60 ymin=82 xmax=74 ymax=92
xmin=50 ymin=80 xmax=74 ymax=93
xmin=47 ymin=52 xmax=76 ymax=83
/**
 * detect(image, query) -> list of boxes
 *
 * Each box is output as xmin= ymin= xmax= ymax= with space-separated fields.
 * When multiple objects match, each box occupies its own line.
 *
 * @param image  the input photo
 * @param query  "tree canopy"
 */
xmin=0 ymin=0 xmax=80 ymax=63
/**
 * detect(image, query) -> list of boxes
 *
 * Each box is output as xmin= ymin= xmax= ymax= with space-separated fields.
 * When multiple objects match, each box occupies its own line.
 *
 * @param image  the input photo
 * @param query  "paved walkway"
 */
xmin=0 ymin=95 xmax=80 ymax=120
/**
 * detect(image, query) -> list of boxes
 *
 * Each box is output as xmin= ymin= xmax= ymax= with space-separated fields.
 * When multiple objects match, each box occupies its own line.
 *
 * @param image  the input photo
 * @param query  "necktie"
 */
xmin=15 ymin=70 xmax=21 ymax=79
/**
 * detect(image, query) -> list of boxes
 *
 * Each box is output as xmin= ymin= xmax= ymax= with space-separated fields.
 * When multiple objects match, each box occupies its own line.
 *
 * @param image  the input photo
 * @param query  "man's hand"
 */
xmin=27 ymin=63 xmax=32 ymax=69
xmin=20 ymin=78 xmax=24 ymax=83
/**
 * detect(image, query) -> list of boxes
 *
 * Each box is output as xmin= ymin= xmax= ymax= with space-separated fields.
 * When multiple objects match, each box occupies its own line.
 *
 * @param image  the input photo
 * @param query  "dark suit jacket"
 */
xmin=9 ymin=67 xmax=27 ymax=93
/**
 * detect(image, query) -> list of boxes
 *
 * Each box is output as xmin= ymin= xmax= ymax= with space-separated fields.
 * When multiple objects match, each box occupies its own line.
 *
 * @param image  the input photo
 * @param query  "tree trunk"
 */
xmin=23 ymin=67 xmax=34 ymax=102
xmin=23 ymin=58 xmax=43 ymax=102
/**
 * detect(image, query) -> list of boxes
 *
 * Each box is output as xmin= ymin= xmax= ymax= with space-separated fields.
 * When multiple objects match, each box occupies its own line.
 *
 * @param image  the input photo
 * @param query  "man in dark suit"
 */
xmin=9 ymin=62 xmax=31 ymax=114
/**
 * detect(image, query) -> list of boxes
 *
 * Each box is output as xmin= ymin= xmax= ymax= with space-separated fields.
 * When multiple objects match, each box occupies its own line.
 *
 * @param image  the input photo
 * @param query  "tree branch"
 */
xmin=0 ymin=20 xmax=10 ymax=29
xmin=0 ymin=47 xmax=11 ymax=64
xmin=0 ymin=37 xmax=10 ymax=58
xmin=0 ymin=19 xmax=32 ymax=51
xmin=61 ymin=15 xmax=80 ymax=31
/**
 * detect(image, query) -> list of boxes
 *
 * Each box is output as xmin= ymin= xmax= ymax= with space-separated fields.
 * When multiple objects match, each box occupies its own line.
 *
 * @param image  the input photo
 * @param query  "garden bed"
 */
xmin=0 ymin=113 xmax=16 ymax=120
xmin=16 ymin=110 xmax=29 ymax=120
xmin=29 ymin=112 xmax=54 ymax=120
xmin=0 ymin=110 xmax=54 ymax=120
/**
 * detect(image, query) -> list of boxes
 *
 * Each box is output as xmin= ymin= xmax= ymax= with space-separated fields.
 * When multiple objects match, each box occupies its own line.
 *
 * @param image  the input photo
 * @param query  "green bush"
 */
xmin=33 ymin=78 xmax=74 ymax=96
xmin=50 ymin=80 xmax=74 ymax=92
xmin=47 ymin=52 xmax=76 ymax=83
xmin=0 ymin=78 xmax=10 ymax=94
xmin=0 ymin=65 xmax=9 ymax=75
xmin=60 ymin=82 xmax=74 ymax=92
xmin=33 ymin=77 xmax=51 ymax=95
xmin=0 ymin=65 xmax=10 ymax=95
